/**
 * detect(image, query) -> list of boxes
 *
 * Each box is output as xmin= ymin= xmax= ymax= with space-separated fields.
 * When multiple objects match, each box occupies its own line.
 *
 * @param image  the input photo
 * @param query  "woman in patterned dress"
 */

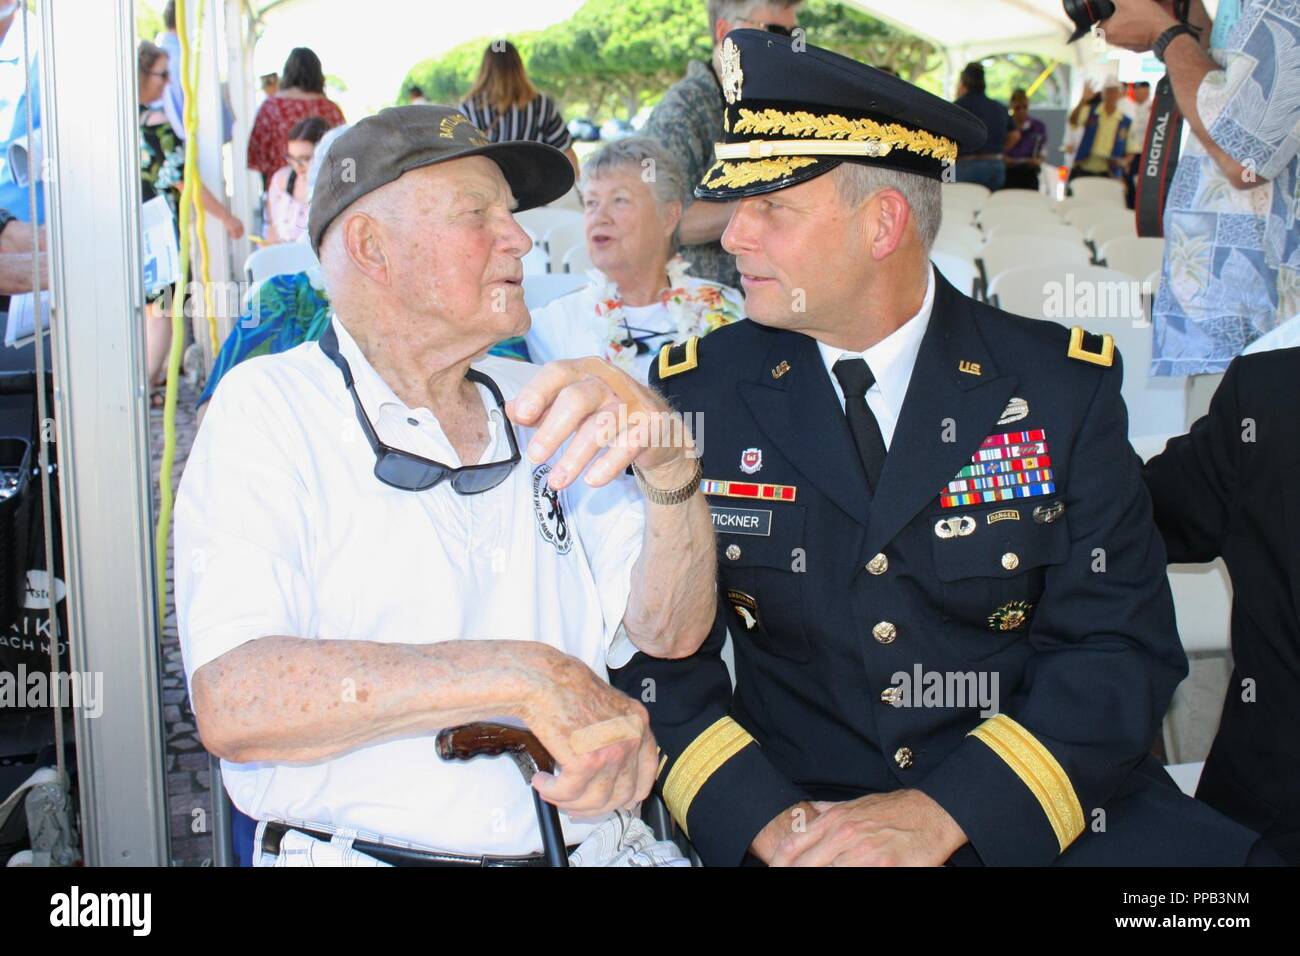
xmin=138 ymin=41 xmax=243 ymax=394
xmin=246 ymin=47 xmax=345 ymax=189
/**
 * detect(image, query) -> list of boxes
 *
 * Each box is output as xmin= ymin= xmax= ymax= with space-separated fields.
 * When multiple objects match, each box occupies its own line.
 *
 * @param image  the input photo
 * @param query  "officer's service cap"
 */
xmin=697 ymin=28 xmax=988 ymax=201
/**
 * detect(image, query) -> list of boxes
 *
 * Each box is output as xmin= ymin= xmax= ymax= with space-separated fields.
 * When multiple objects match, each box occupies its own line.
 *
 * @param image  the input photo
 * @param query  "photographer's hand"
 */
xmin=1097 ymin=0 xmax=1179 ymax=51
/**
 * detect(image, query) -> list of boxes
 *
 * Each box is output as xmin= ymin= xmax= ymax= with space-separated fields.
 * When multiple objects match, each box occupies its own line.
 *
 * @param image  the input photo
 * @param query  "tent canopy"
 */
xmin=847 ymin=0 xmax=1076 ymax=54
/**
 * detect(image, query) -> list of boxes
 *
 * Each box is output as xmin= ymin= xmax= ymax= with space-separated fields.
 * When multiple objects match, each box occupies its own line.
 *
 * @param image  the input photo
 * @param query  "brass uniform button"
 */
xmin=725 ymin=544 xmax=742 ymax=561
xmin=894 ymin=746 xmax=914 ymax=769
xmin=866 ymin=552 xmax=888 ymax=575
xmin=880 ymin=686 xmax=903 ymax=706
xmin=872 ymin=621 xmax=897 ymax=644
xmin=1001 ymin=552 xmax=1020 ymax=571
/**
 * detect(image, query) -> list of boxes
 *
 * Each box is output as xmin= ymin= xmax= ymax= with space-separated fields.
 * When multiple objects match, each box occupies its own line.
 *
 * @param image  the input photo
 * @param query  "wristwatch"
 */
xmin=1153 ymin=23 xmax=1196 ymax=62
xmin=0 ymin=208 xmax=16 ymax=240
xmin=632 ymin=455 xmax=703 ymax=506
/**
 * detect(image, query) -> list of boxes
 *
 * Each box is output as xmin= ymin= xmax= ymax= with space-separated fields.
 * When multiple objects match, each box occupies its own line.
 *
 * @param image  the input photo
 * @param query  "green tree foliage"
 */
xmin=136 ymin=1 xmax=165 ymax=44
xmin=401 ymin=0 xmax=944 ymax=120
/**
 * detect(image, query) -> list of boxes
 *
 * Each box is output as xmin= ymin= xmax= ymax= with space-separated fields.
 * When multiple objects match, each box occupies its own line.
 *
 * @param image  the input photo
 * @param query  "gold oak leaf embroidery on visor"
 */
xmin=703 ymin=156 xmax=819 ymax=190
xmin=732 ymin=108 xmax=959 ymax=163
xmin=968 ymin=713 xmax=1085 ymax=853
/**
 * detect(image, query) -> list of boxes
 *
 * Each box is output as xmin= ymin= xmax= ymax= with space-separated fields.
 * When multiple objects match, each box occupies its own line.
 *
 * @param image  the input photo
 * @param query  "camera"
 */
xmin=1064 ymin=0 xmax=1116 ymax=42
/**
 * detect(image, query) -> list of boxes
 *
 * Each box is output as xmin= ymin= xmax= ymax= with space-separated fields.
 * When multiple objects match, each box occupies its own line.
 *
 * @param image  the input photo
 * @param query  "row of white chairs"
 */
xmin=942 ymin=176 xmax=1126 ymax=211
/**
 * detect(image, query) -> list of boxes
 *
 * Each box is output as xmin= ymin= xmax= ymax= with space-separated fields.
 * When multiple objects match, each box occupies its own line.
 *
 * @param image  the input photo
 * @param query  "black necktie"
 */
xmin=832 ymin=357 xmax=888 ymax=492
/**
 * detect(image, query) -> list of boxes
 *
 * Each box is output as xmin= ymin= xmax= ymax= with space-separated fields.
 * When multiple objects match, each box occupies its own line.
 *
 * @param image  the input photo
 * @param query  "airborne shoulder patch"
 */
xmin=658 ymin=336 xmax=701 ymax=380
xmin=1067 ymin=326 xmax=1115 ymax=368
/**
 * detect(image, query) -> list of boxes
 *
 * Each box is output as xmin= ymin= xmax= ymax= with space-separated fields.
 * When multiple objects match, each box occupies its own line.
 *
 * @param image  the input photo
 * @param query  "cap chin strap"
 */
xmin=715 ymin=138 xmax=895 ymax=160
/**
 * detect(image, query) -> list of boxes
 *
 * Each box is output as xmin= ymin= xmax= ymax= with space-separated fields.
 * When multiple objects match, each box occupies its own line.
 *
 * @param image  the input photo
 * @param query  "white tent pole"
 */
xmin=41 ymin=0 xmax=169 ymax=866
xmin=193 ymin=0 xmax=235 ymax=369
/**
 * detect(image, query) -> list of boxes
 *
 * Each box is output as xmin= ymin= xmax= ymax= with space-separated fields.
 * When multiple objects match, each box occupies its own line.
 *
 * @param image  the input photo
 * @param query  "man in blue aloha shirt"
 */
xmin=1103 ymin=0 xmax=1300 ymax=376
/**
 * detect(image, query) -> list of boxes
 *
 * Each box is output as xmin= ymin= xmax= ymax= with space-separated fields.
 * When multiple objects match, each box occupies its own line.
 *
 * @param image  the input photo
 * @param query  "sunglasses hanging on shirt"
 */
xmin=318 ymin=325 xmax=521 ymax=494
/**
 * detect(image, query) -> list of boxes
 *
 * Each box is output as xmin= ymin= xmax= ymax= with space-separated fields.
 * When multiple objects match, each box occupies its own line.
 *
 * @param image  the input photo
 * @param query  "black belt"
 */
xmin=261 ymin=821 xmax=577 ymax=868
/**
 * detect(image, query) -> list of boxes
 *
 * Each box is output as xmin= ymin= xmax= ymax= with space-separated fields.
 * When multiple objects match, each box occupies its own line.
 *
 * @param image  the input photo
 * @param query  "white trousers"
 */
xmin=253 ymin=809 xmax=690 ymax=868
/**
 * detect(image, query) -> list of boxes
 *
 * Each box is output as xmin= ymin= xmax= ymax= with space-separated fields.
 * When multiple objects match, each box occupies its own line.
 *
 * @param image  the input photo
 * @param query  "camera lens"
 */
xmin=1063 ymin=0 xmax=1116 ymax=41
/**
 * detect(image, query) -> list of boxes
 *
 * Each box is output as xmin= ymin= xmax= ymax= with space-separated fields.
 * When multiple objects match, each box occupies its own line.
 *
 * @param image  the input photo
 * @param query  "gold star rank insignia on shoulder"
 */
xmin=1067 ymin=326 xmax=1115 ymax=367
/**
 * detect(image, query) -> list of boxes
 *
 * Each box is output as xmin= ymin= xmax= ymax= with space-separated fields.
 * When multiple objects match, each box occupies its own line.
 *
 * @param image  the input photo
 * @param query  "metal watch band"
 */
xmin=633 ymin=456 xmax=703 ymax=505
xmin=1153 ymin=24 xmax=1194 ymax=62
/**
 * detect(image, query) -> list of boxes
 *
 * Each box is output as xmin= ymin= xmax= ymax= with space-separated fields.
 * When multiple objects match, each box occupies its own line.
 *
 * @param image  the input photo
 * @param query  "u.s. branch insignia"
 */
xmin=720 ymin=36 xmax=744 ymax=104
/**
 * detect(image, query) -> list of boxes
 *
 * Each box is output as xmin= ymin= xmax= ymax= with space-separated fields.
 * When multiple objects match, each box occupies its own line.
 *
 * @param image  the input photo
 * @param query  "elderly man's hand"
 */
xmin=767 ymin=789 xmax=967 ymax=866
xmin=519 ymin=644 xmax=658 ymax=818
xmin=508 ymin=358 xmax=694 ymax=491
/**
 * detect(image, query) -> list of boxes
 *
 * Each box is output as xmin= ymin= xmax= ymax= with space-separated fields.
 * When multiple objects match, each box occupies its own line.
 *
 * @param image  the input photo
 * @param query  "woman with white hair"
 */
xmin=525 ymin=137 xmax=744 ymax=383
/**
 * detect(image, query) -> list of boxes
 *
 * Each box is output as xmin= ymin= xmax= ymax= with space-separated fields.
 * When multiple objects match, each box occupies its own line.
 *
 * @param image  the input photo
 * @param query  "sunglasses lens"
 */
xmin=449 ymin=462 xmax=515 ymax=495
xmin=375 ymin=451 xmax=445 ymax=490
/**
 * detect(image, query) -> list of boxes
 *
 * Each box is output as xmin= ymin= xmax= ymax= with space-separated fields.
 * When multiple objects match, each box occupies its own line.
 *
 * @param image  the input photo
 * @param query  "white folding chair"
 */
xmin=521 ymin=244 xmax=549 ymax=276
xmin=930 ymin=251 xmax=980 ymax=299
xmin=1060 ymin=202 xmax=1130 ymax=234
xmin=990 ymin=264 xmax=1186 ymax=441
xmin=942 ymin=182 xmax=991 ymax=206
xmin=1108 ymin=312 xmax=1187 ymax=440
xmin=1243 ymin=310 xmax=1300 ymax=354
xmin=976 ymin=205 xmax=1062 ymax=235
xmin=1086 ymin=212 xmax=1138 ymax=252
xmin=985 ymin=262 xmax=1132 ymax=319
xmin=516 ymin=207 xmax=581 ymax=249
xmin=549 ymin=186 xmax=585 ymax=213
xmin=978 ymin=237 xmax=1091 ymax=297
xmin=243 ymin=242 xmax=318 ymax=284
xmin=523 ymin=273 xmax=587 ymax=311
xmin=1164 ymin=761 xmax=1206 ymax=796
xmin=934 ymin=223 xmax=984 ymax=260
xmin=940 ymin=199 xmax=980 ymax=228
xmin=561 ymin=243 xmax=594 ymax=275
xmin=1098 ymin=236 xmax=1165 ymax=281
xmin=981 ymin=190 xmax=1057 ymax=212
xmin=545 ymin=220 xmax=587 ymax=272
xmin=985 ymin=222 xmax=1086 ymax=244
xmin=1068 ymin=176 xmax=1127 ymax=206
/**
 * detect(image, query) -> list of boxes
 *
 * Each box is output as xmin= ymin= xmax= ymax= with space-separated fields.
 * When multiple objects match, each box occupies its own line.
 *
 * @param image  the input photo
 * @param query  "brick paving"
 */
xmin=150 ymin=380 xmax=217 ymax=866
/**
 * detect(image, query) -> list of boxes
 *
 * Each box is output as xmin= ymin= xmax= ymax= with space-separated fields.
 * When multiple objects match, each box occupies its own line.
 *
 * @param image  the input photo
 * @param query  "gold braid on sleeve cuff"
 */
xmin=661 ymin=716 xmax=755 ymax=837
xmin=968 ymin=713 xmax=1086 ymax=853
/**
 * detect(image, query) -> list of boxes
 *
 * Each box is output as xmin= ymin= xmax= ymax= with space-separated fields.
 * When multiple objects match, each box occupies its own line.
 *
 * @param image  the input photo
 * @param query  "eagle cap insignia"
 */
xmin=720 ymin=37 xmax=744 ymax=104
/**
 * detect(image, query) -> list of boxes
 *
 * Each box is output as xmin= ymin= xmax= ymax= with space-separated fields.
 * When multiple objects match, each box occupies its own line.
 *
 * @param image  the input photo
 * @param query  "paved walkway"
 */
xmin=150 ymin=380 xmax=216 ymax=866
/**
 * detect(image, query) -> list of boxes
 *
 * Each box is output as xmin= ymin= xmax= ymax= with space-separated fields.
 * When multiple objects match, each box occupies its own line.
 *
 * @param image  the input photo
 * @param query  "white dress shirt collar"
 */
xmin=816 ymin=267 xmax=935 ymax=448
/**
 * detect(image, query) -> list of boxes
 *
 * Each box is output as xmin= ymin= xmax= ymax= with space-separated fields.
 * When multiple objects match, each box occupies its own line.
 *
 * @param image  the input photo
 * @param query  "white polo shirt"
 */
xmin=175 ymin=316 xmax=646 ymax=856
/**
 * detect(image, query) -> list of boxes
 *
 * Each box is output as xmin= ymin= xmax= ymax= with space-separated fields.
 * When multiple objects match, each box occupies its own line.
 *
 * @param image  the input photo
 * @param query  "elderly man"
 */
xmin=175 ymin=106 xmax=717 ymax=866
xmin=611 ymin=30 xmax=1271 ymax=866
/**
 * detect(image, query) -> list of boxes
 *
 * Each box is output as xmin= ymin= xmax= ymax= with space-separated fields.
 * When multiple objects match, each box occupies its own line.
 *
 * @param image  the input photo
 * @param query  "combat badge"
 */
xmin=728 ymin=589 xmax=759 ymax=630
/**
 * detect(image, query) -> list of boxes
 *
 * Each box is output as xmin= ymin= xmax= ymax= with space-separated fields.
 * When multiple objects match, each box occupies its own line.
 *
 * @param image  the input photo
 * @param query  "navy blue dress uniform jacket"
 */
xmin=1143 ymin=347 xmax=1300 ymax=865
xmin=611 ymin=268 xmax=1262 ymax=866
